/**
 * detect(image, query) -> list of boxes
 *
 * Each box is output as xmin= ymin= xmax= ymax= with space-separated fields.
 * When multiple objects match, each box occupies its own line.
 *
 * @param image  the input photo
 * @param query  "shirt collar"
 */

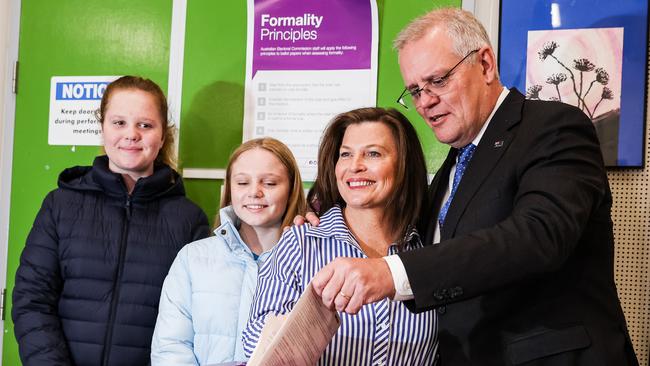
xmin=304 ymin=205 xmax=351 ymax=242
xmin=215 ymin=205 xmax=273 ymax=262
xmin=305 ymin=205 xmax=423 ymax=252
xmin=471 ymin=86 xmax=510 ymax=147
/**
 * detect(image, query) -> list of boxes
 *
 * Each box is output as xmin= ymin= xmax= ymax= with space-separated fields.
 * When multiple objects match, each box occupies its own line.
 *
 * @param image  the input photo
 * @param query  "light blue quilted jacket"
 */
xmin=151 ymin=206 xmax=271 ymax=365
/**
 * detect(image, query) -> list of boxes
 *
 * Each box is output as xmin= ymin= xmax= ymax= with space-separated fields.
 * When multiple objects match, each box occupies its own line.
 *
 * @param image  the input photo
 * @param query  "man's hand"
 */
xmin=311 ymin=257 xmax=396 ymax=314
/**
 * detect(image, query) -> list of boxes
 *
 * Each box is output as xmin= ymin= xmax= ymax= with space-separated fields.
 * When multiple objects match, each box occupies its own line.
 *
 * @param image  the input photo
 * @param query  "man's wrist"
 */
xmin=383 ymin=254 xmax=414 ymax=301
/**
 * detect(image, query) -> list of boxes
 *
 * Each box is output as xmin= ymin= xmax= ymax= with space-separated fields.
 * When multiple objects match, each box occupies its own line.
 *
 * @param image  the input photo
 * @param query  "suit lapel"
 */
xmin=421 ymin=147 xmax=457 ymax=246
xmin=441 ymin=88 xmax=526 ymax=239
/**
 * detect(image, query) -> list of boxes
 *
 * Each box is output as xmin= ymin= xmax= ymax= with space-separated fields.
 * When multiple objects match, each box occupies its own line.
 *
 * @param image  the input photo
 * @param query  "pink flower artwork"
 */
xmin=526 ymin=27 xmax=623 ymax=119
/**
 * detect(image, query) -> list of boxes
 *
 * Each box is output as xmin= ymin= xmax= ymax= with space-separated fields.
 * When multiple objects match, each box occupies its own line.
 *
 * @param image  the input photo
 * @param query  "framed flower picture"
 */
xmin=498 ymin=0 xmax=648 ymax=167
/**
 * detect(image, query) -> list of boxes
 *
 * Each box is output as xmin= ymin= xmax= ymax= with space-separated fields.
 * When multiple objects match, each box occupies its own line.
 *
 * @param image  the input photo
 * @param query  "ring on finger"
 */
xmin=338 ymin=291 xmax=351 ymax=300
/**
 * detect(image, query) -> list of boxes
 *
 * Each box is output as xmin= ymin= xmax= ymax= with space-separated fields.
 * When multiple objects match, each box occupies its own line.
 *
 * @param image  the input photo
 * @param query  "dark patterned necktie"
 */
xmin=438 ymin=143 xmax=477 ymax=227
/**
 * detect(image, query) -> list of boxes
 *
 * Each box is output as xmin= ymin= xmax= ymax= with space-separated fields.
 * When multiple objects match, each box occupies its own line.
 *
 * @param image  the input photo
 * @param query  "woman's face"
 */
xmin=101 ymin=88 xmax=165 ymax=179
xmin=335 ymin=122 xmax=398 ymax=211
xmin=230 ymin=148 xmax=291 ymax=229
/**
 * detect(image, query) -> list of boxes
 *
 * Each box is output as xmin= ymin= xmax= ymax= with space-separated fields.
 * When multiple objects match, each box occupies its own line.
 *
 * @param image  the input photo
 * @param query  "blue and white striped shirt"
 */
xmin=242 ymin=206 xmax=438 ymax=365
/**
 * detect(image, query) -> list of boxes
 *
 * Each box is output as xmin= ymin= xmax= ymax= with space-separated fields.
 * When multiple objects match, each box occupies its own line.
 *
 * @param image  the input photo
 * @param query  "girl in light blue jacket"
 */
xmin=151 ymin=138 xmax=306 ymax=365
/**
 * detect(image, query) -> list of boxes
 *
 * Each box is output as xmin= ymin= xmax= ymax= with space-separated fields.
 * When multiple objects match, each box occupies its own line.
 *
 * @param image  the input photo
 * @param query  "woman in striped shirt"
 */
xmin=243 ymin=107 xmax=438 ymax=365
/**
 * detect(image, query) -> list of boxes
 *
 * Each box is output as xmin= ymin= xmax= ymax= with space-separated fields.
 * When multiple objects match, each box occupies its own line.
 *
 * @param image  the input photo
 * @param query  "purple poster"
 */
xmin=244 ymin=0 xmax=378 ymax=181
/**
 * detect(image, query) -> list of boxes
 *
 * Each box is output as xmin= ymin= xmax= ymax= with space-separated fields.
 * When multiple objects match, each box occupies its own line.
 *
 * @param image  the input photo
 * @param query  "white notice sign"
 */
xmin=48 ymin=76 xmax=118 ymax=145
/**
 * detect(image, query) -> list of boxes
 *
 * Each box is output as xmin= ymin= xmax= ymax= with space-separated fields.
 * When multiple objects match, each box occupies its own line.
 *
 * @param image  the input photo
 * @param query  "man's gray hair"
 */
xmin=393 ymin=7 xmax=492 ymax=63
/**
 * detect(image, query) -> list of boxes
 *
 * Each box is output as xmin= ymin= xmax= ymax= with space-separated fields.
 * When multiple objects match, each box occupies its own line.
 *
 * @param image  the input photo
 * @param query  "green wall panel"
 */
xmin=179 ymin=2 xmax=248 ymax=226
xmin=180 ymin=2 xmax=247 ymax=170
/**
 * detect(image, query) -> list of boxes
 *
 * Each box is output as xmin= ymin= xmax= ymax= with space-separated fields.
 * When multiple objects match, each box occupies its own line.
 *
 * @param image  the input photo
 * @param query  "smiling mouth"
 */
xmin=348 ymin=180 xmax=375 ymax=188
xmin=244 ymin=204 xmax=267 ymax=209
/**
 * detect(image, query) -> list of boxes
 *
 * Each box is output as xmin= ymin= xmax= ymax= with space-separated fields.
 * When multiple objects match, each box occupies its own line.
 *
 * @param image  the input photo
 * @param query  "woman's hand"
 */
xmin=285 ymin=212 xmax=320 ymax=231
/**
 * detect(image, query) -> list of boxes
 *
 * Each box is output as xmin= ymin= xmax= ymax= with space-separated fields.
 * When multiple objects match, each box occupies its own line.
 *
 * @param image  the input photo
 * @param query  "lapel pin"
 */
xmin=493 ymin=140 xmax=504 ymax=148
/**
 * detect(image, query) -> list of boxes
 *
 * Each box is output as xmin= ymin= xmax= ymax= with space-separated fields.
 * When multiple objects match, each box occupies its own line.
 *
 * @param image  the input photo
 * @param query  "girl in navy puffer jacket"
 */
xmin=12 ymin=76 xmax=209 ymax=366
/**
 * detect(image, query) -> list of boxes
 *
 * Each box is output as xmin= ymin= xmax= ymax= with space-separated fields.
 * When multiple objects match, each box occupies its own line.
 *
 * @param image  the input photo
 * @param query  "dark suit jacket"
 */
xmin=399 ymin=89 xmax=638 ymax=365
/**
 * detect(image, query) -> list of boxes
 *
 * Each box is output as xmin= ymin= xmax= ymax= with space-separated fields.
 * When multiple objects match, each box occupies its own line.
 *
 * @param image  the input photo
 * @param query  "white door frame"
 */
xmin=0 ymin=0 xmax=22 ymax=359
xmin=462 ymin=0 xmax=501 ymax=57
xmin=168 ymin=0 xmax=187 ymax=134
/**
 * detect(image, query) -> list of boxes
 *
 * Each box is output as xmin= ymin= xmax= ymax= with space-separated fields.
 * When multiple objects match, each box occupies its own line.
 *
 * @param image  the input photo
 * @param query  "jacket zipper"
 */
xmin=101 ymin=195 xmax=132 ymax=366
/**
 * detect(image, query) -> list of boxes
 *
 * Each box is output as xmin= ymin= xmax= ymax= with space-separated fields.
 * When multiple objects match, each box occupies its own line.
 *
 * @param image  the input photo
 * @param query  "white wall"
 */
xmin=0 ymin=0 xmax=10 ymax=150
xmin=0 ymin=0 xmax=13 ymax=359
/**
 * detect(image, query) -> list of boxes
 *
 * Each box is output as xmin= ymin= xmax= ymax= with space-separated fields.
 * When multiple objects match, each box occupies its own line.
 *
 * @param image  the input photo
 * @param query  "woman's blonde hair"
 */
xmin=216 ymin=138 xmax=306 ymax=229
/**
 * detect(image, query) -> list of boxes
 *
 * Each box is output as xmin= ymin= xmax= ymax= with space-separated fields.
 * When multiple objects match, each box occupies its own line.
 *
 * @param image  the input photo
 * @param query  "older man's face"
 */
xmin=398 ymin=28 xmax=492 ymax=148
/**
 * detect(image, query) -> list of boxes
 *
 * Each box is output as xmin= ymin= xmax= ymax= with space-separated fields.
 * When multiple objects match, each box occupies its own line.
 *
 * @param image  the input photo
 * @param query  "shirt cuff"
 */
xmin=383 ymin=254 xmax=414 ymax=301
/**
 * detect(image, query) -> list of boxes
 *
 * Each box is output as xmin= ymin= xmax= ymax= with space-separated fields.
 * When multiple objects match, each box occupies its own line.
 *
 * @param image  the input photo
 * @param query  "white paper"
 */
xmin=247 ymin=283 xmax=340 ymax=366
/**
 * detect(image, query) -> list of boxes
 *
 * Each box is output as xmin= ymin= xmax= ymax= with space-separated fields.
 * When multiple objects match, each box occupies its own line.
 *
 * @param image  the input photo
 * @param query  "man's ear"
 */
xmin=479 ymin=47 xmax=498 ymax=84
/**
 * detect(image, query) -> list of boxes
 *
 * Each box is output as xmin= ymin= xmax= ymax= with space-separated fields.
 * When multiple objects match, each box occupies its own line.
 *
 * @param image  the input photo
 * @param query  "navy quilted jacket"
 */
xmin=12 ymin=156 xmax=209 ymax=366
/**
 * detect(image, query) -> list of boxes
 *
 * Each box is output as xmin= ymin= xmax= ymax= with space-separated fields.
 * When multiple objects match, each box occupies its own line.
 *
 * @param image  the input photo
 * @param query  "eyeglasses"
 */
xmin=396 ymin=49 xmax=479 ymax=109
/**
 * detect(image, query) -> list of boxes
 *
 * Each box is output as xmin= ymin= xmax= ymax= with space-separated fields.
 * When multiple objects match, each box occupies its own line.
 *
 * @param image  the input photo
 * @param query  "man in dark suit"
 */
xmin=310 ymin=7 xmax=638 ymax=365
